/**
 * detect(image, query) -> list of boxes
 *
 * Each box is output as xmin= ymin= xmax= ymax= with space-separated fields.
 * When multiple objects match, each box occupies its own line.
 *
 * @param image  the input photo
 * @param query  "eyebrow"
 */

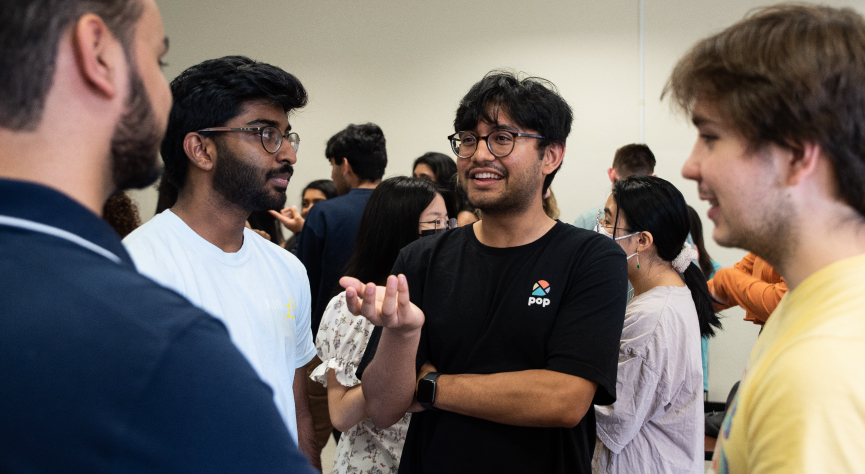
xmin=246 ymin=118 xmax=292 ymax=132
xmin=162 ymin=37 xmax=170 ymax=54
xmin=691 ymin=114 xmax=714 ymax=127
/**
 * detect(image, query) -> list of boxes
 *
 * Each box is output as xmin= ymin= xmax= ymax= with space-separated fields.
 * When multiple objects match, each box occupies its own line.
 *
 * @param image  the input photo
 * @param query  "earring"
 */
xmin=636 ymin=251 xmax=640 ymax=269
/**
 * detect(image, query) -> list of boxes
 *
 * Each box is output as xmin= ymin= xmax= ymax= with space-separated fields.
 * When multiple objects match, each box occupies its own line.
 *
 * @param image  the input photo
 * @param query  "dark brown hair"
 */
xmin=665 ymin=4 xmax=865 ymax=218
xmin=0 ymin=0 xmax=144 ymax=131
xmin=102 ymin=191 xmax=142 ymax=238
xmin=611 ymin=144 xmax=656 ymax=178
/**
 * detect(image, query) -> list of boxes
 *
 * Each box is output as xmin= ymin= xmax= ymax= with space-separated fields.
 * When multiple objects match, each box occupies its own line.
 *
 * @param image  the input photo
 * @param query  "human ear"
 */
xmin=542 ymin=143 xmax=565 ymax=175
xmin=785 ymin=142 xmax=821 ymax=187
xmin=72 ymin=14 xmax=124 ymax=99
xmin=637 ymin=230 xmax=654 ymax=252
xmin=183 ymin=133 xmax=215 ymax=172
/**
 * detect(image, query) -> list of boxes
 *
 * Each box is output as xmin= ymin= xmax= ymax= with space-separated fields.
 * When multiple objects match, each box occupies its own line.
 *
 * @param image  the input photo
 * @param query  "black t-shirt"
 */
xmin=364 ymin=221 xmax=628 ymax=474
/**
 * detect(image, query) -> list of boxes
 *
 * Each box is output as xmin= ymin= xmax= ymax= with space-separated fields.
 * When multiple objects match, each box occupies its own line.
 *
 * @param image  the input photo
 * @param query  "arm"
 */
xmin=270 ymin=207 xmax=304 ymax=235
xmin=425 ymin=365 xmax=598 ymax=428
xmin=710 ymin=267 xmax=787 ymax=321
xmin=293 ymin=367 xmax=321 ymax=471
xmin=325 ymin=369 xmax=367 ymax=431
xmin=342 ymin=275 xmax=424 ymax=428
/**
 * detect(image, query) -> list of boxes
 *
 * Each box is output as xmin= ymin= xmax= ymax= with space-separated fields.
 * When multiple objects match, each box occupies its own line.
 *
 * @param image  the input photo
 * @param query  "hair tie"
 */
xmin=672 ymin=242 xmax=698 ymax=273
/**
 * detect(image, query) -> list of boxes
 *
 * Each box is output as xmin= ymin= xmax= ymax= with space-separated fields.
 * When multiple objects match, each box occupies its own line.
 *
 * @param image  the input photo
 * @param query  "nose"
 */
xmin=276 ymin=142 xmax=297 ymax=165
xmin=471 ymin=136 xmax=495 ymax=164
xmin=681 ymin=145 xmax=700 ymax=182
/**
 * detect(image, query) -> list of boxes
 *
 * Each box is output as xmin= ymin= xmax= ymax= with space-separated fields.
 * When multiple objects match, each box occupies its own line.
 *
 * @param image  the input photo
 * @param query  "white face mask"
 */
xmin=594 ymin=222 xmax=639 ymax=259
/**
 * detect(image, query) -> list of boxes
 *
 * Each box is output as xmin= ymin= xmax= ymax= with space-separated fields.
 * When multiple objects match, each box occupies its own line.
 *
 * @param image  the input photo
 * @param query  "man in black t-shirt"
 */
xmin=342 ymin=71 xmax=628 ymax=473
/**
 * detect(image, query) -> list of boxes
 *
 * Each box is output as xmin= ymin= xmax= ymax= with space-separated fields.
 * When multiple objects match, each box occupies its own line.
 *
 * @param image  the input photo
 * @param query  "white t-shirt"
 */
xmin=123 ymin=210 xmax=316 ymax=442
xmin=593 ymin=285 xmax=704 ymax=474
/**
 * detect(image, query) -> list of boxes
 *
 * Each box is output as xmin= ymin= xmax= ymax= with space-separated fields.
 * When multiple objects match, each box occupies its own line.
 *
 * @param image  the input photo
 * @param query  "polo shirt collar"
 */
xmin=0 ymin=178 xmax=134 ymax=266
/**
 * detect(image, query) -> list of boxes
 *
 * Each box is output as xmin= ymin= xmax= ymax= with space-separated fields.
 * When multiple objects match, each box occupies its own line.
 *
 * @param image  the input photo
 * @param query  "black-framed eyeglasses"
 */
xmin=419 ymin=217 xmax=457 ymax=237
xmin=447 ymin=130 xmax=545 ymax=159
xmin=197 ymin=126 xmax=300 ymax=154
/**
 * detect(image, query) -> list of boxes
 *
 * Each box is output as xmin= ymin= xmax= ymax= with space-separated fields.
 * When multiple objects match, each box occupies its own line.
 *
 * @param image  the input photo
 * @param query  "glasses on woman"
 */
xmin=419 ymin=217 xmax=457 ymax=237
xmin=197 ymin=126 xmax=300 ymax=154
xmin=447 ymin=130 xmax=545 ymax=159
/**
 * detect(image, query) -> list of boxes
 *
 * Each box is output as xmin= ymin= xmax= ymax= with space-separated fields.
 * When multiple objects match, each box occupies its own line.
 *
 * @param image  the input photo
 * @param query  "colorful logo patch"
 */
xmin=532 ymin=280 xmax=551 ymax=296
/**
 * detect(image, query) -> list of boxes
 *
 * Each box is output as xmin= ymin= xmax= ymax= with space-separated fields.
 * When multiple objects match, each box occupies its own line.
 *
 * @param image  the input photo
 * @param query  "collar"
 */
xmin=0 ymin=178 xmax=133 ymax=266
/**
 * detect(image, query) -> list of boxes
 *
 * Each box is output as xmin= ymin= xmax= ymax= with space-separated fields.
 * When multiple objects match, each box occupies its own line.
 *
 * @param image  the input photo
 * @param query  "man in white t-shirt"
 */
xmin=123 ymin=56 xmax=319 ymax=469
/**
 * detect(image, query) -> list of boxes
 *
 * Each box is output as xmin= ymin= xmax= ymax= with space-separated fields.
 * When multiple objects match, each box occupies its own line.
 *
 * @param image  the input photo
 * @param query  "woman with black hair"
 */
xmin=309 ymin=177 xmax=449 ymax=474
xmin=592 ymin=176 xmax=721 ymax=474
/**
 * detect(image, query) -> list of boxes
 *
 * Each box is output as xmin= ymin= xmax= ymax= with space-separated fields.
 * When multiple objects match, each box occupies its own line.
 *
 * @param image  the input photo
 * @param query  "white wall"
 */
xmin=131 ymin=0 xmax=865 ymax=401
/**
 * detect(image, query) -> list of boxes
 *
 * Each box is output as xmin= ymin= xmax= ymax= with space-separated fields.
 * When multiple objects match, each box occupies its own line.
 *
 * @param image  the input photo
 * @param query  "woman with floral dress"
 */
xmin=310 ymin=177 xmax=451 ymax=474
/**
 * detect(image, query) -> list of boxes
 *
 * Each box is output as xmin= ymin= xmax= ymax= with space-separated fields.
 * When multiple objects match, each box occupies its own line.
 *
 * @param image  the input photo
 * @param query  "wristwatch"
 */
xmin=416 ymin=372 xmax=441 ymax=410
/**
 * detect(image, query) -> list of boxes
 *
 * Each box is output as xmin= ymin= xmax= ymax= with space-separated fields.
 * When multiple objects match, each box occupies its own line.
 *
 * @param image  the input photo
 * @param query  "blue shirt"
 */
xmin=297 ymin=187 xmax=373 ymax=333
xmin=0 ymin=179 xmax=315 ymax=473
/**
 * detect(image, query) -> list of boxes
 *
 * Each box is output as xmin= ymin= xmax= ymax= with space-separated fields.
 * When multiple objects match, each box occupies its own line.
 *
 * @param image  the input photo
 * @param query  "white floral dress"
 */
xmin=311 ymin=292 xmax=412 ymax=474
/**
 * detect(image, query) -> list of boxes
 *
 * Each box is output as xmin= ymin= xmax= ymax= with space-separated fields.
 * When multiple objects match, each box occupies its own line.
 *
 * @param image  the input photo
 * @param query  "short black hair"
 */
xmin=325 ymin=123 xmax=387 ymax=182
xmin=0 ymin=0 xmax=144 ymax=130
xmin=454 ymin=70 xmax=573 ymax=194
xmin=302 ymin=179 xmax=338 ymax=200
xmin=612 ymin=144 xmax=656 ymax=178
xmin=161 ymin=56 xmax=308 ymax=190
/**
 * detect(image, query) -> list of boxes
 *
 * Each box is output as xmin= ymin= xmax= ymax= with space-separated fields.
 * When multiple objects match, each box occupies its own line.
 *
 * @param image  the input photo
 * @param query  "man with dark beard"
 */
xmin=0 ymin=2 xmax=316 ymax=473
xmin=123 ymin=56 xmax=320 ymax=469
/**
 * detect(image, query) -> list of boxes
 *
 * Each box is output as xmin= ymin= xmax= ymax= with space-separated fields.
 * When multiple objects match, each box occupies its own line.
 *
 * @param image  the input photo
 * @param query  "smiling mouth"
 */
xmin=473 ymin=172 xmax=503 ymax=180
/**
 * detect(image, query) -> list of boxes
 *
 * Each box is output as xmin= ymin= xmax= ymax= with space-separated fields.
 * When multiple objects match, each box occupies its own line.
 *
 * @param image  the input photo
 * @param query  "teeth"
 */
xmin=474 ymin=173 xmax=502 ymax=180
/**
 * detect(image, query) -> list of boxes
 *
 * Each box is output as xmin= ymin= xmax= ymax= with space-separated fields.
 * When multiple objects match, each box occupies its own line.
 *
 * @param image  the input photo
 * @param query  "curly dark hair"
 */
xmin=102 ymin=191 xmax=142 ymax=238
xmin=325 ymin=123 xmax=387 ymax=182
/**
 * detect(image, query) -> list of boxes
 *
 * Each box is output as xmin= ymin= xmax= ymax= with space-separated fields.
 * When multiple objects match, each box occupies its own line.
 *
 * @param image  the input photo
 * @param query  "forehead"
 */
xmin=135 ymin=0 xmax=165 ymax=43
xmin=229 ymin=99 xmax=288 ymax=125
xmin=303 ymin=188 xmax=327 ymax=200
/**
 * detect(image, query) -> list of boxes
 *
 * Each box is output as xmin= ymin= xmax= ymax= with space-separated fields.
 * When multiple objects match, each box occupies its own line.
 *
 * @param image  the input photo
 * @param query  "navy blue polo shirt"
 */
xmin=0 ymin=179 xmax=316 ymax=473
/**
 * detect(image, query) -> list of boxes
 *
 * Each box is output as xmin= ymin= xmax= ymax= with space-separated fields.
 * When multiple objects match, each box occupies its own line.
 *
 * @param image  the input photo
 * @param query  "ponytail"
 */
xmin=682 ymin=262 xmax=722 ymax=337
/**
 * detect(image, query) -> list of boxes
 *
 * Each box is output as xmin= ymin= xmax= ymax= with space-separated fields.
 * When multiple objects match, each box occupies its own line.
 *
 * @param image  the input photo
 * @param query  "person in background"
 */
xmin=275 ymin=179 xmax=338 ymax=254
xmin=687 ymin=204 xmax=722 ymax=393
xmin=593 ymin=176 xmax=721 ymax=474
xmin=573 ymin=144 xmax=656 ymax=230
xmin=708 ymin=253 xmax=786 ymax=326
xmin=123 ymin=55 xmax=320 ymax=469
xmin=0 ymin=1 xmax=315 ymax=472
xmin=670 ymin=5 xmax=865 ymax=471
xmin=543 ymin=187 xmax=561 ymax=220
xmin=295 ymin=123 xmax=387 ymax=463
xmin=412 ymin=152 xmax=458 ymax=219
xmin=312 ymin=177 xmax=447 ymax=474
xmin=103 ymin=191 xmax=143 ymax=238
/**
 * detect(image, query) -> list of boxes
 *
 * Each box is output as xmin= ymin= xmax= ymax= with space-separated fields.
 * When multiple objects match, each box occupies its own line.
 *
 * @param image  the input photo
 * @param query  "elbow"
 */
xmin=367 ymin=401 xmax=405 ymax=429
xmin=554 ymin=395 xmax=593 ymax=428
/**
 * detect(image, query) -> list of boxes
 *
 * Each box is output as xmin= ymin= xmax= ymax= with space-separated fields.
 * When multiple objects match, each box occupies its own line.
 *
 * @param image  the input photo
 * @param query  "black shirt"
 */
xmin=365 ymin=222 xmax=628 ymax=474
xmin=0 ymin=179 xmax=316 ymax=473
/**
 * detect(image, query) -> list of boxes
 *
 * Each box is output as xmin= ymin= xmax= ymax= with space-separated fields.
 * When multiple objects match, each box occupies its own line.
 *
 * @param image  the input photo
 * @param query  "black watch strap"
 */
xmin=417 ymin=372 xmax=441 ymax=410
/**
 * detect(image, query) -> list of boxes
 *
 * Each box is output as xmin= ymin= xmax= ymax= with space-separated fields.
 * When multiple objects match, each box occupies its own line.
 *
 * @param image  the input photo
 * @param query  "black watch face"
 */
xmin=417 ymin=378 xmax=435 ymax=404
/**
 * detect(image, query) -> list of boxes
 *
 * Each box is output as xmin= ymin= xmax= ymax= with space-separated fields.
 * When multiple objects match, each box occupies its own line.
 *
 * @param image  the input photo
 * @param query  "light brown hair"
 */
xmin=665 ymin=4 xmax=865 ymax=217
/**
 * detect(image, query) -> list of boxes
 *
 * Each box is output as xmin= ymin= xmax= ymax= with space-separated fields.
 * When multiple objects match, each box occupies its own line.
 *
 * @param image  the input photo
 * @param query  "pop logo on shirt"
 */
xmin=284 ymin=298 xmax=295 ymax=319
xmin=528 ymin=280 xmax=551 ymax=307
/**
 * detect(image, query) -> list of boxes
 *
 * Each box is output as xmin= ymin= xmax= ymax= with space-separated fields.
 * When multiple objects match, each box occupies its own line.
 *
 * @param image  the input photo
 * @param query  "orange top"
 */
xmin=707 ymin=252 xmax=787 ymax=325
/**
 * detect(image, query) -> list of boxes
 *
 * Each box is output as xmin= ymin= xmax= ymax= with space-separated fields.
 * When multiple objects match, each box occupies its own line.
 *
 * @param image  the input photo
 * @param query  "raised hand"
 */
xmin=340 ymin=274 xmax=424 ymax=333
xmin=269 ymin=206 xmax=304 ymax=234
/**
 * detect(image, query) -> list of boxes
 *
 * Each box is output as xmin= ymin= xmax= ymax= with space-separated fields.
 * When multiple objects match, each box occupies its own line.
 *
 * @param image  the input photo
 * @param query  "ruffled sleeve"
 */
xmin=310 ymin=292 xmax=377 ymax=388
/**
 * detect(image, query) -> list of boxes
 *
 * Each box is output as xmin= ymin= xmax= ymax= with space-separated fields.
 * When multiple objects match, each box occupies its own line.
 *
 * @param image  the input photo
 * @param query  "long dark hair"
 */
xmin=687 ymin=205 xmax=715 ymax=280
xmin=612 ymin=176 xmax=722 ymax=337
xmin=341 ymin=177 xmax=441 ymax=286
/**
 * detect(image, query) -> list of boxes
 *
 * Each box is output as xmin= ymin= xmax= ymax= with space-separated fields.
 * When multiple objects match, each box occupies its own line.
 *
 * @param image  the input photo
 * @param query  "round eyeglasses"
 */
xmin=197 ymin=126 xmax=300 ymax=154
xmin=447 ymin=130 xmax=545 ymax=159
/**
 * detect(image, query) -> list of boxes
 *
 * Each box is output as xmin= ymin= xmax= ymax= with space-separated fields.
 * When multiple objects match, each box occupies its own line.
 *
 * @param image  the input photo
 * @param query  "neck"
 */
xmin=356 ymin=179 xmax=380 ymax=190
xmin=473 ymin=201 xmax=555 ymax=248
xmin=629 ymin=258 xmax=683 ymax=297
xmin=171 ymin=185 xmax=250 ymax=253
xmin=769 ymin=202 xmax=865 ymax=291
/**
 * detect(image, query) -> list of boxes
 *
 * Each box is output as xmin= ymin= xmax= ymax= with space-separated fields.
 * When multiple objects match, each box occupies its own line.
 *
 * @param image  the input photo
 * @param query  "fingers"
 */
xmin=360 ymin=282 xmax=380 ymax=322
xmin=341 ymin=277 xmax=365 ymax=315
xmin=269 ymin=209 xmax=291 ymax=226
xmin=380 ymin=275 xmax=399 ymax=317
xmin=396 ymin=274 xmax=412 ymax=315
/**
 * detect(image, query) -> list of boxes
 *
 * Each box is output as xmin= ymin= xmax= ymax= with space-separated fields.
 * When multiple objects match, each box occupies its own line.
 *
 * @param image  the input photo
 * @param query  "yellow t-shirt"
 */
xmin=714 ymin=253 xmax=865 ymax=473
